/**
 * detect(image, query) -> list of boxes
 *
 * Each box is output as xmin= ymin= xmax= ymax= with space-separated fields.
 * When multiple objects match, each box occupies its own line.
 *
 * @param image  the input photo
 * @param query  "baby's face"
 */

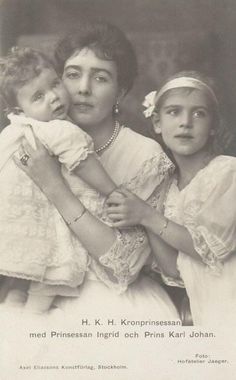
xmin=16 ymin=68 xmax=70 ymax=121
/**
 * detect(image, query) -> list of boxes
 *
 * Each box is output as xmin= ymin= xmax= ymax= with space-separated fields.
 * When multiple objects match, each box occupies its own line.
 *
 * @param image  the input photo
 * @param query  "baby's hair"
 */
xmin=153 ymin=70 xmax=232 ymax=155
xmin=0 ymin=46 xmax=54 ymax=113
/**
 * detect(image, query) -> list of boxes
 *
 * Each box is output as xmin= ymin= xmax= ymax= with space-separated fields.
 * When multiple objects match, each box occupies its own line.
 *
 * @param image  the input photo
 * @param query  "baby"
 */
xmin=0 ymin=46 xmax=118 ymax=313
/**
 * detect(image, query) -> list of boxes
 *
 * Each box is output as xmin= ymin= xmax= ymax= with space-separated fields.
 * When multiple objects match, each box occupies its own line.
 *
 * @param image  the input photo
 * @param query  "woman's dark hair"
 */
xmin=0 ymin=46 xmax=54 ymax=112
xmin=55 ymin=20 xmax=138 ymax=93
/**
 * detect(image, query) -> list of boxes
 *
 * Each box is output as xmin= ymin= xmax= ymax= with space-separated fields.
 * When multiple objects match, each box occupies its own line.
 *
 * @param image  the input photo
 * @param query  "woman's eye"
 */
xmin=94 ymin=75 xmax=108 ymax=83
xmin=64 ymin=71 xmax=80 ymax=79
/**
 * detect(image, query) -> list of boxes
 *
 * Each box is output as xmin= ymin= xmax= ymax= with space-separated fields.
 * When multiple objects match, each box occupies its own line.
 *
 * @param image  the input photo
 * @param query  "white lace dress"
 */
xmin=0 ymin=121 xmax=179 ymax=320
xmin=162 ymin=155 xmax=236 ymax=326
xmin=54 ymin=126 xmax=180 ymax=321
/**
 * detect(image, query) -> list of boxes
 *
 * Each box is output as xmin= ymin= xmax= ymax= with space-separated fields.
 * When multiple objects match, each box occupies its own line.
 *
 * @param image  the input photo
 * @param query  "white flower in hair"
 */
xmin=142 ymin=91 xmax=157 ymax=118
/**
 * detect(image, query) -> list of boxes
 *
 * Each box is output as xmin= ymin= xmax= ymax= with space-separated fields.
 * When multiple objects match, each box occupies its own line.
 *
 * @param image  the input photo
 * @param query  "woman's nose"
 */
xmin=78 ymin=75 xmax=91 ymax=95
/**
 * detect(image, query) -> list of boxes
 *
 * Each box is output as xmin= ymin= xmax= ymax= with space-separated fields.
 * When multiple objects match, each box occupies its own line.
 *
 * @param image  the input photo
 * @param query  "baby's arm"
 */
xmin=73 ymin=153 xmax=116 ymax=196
xmin=34 ymin=118 xmax=117 ymax=195
xmin=9 ymin=115 xmax=116 ymax=196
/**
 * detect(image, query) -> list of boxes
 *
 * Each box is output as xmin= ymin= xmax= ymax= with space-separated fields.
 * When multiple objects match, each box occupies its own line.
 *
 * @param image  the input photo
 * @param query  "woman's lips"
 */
xmin=73 ymin=102 xmax=93 ymax=112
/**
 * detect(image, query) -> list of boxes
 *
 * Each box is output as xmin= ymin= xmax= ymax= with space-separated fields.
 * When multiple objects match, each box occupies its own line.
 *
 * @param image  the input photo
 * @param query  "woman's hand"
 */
xmin=106 ymin=188 xmax=153 ymax=227
xmin=13 ymin=132 xmax=63 ymax=194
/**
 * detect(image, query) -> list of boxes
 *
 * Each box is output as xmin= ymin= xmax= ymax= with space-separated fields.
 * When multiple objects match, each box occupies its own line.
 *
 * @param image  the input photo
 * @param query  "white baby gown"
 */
xmin=0 ymin=114 xmax=98 ymax=294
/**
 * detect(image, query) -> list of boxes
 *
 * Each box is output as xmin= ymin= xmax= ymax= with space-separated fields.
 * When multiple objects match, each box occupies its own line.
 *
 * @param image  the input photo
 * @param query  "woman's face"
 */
xmin=62 ymin=48 xmax=121 ymax=130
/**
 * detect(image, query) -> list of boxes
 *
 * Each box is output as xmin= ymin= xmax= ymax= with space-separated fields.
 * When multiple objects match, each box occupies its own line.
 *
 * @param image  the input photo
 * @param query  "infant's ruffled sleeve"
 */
xmin=35 ymin=119 xmax=95 ymax=171
xmin=183 ymin=156 xmax=236 ymax=274
xmin=8 ymin=114 xmax=94 ymax=171
xmin=90 ymin=227 xmax=151 ymax=294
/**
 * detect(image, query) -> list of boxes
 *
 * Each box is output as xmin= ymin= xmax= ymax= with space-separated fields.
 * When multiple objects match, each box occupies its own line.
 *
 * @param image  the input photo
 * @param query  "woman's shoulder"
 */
xmin=118 ymin=125 xmax=163 ymax=157
xmin=113 ymin=126 xmax=173 ymax=199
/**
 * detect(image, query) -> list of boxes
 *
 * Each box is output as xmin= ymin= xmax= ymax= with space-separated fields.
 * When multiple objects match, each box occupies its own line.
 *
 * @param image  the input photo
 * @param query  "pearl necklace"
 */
xmin=95 ymin=121 xmax=120 ymax=154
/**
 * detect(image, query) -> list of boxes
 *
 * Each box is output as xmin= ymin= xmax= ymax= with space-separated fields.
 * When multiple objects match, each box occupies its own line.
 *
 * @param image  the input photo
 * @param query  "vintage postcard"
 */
xmin=0 ymin=1 xmax=235 ymax=379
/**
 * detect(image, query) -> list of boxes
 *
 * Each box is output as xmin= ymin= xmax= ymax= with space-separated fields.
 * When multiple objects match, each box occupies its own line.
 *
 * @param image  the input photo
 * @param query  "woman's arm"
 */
xmin=107 ymin=189 xmax=201 ymax=261
xmin=14 ymin=138 xmax=115 ymax=258
xmin=14 ymin=136 xmax=151 ymax=289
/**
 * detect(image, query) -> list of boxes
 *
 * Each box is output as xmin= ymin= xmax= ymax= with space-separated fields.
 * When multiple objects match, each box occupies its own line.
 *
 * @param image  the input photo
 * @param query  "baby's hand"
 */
xmin=106 ymin=188 xmax=150 ymax=227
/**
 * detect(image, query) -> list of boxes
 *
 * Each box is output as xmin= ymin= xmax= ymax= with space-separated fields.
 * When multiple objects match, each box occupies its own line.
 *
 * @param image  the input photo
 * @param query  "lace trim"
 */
xmin=0 ymin=269 xmax=85 ymax=287
xmin=165 ymin=190 xmax=224 ymax=275
xmin=164 ymin=166 xmax=233 ymax=276
xmin=151 ymin=260 xmax=185 ymax=288
xmin=186 ymin=225 xmax=223 ymax=275
xmin=99 ymin=227 xmax=147 ymax=290
xmin=0 ymin=170 xmax=90 ymax=270
xmin=198 ymin=225 xmax=234 ymax=259
xmin=123 ymin=151 xmax=175 ymax=196
xmin=184 ymin=201 xmax=224 ymax=275
xmin=161 ymin=272 xmax=185 ymax=288
xmin=90 ymin=259 xmax=128 ymax=294
xmin=147 ymin=187 xmax=162 ymax=208
xmin=67 ymin=149 xmax=94 ymax=172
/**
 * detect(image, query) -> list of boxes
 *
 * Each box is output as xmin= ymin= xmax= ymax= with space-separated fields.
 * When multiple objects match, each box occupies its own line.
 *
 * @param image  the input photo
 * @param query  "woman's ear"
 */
xmin=117 ymin=88 xmax=126 ymax=103
xmin=151 ymin=111 xmax=162 ymax=134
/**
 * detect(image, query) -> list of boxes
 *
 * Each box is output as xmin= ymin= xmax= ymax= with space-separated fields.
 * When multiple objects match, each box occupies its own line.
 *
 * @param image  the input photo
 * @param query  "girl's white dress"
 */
xmin=162 ymin=155 xmax=236 ymax=326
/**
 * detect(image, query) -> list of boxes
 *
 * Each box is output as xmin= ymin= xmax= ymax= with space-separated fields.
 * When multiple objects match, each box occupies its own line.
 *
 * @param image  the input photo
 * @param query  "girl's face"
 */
xmin=16 ymin=68 xmax=70 ymax=121
xmin=62 ymin=48 xmax=122 ymax=130
xmin=156 ymin=89 xmax=213 ymax=158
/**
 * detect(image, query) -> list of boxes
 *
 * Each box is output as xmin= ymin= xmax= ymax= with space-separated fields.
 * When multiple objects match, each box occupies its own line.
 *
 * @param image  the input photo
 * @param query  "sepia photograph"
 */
xmin=0 ymin=0 xmax=236 ymax=379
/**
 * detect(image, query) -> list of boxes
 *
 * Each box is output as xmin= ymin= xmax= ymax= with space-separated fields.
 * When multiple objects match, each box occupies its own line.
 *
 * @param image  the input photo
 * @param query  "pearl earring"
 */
xmin=113 ymin=102 xmax=119 ymax=115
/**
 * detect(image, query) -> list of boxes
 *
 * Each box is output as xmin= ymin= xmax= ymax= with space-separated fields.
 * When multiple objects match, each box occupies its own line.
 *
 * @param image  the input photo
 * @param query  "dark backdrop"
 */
xmin=0 ymin=0 xmax=236 ymax=153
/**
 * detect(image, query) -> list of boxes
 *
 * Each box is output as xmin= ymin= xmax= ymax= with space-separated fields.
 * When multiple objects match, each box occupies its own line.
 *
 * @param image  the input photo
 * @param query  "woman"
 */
xmin=1 ymin=21 xmax=179 ymax=321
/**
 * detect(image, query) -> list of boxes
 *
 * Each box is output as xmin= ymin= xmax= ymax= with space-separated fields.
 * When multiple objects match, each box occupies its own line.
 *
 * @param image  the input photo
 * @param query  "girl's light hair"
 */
xmin=145 ymin=71 xmax=232 ymax=155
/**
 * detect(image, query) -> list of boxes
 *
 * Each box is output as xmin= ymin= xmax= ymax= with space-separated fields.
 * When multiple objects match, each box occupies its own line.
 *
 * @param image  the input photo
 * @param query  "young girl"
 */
xmin=107 ymin=71 xmax=236 ymax=326
xmin=0 ymin=46 xmax=120 ymax=313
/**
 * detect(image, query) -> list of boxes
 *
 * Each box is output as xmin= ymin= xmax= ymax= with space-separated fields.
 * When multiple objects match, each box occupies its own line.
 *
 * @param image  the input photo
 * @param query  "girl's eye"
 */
xmin=166 ymin=108 xmax=179 ymax=116
xmin=193 ymin=110 xmax=207 ymax=118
